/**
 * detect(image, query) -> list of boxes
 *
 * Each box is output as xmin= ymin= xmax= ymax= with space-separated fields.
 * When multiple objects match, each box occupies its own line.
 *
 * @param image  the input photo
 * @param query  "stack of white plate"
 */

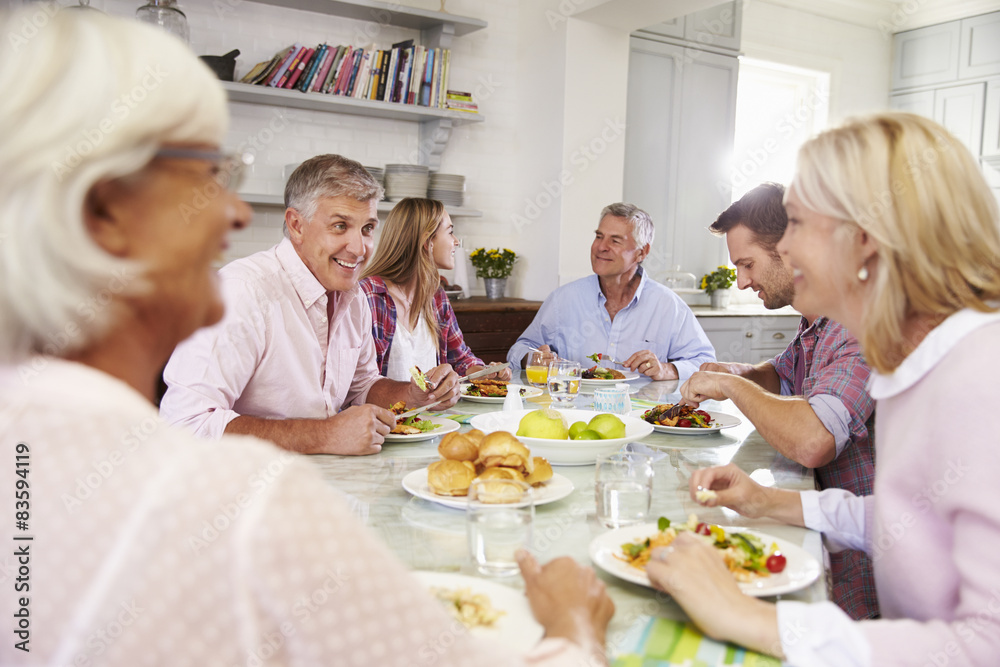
xmin=384 ymin=164 xmax=430 ymax=201
xmin=428 ymin=173 xmax=465 ymax=208
xmin=364 ymin=166 xmax=386 ymax=199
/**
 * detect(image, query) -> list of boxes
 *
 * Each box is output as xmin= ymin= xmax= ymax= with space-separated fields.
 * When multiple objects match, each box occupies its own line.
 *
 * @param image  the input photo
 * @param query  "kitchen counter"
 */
xmin=302 ymin=375 xmax=826 ymax=654
xmin=691 ymin=304 xmax=800 ymax=317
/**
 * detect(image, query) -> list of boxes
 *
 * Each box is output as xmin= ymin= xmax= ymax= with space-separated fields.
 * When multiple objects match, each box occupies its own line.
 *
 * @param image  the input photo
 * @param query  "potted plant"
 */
xmin=469 ymin=248 xmax=517 ymax=299
xmin=700 ymin=265 xmax=736 ymax=309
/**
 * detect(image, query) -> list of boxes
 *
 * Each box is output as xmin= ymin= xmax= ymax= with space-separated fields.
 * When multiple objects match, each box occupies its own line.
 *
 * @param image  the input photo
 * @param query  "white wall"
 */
xmin=741 ymin=1 xmax=893 ymax=123
xmin=92 ymin=0 xmax=890 ymax=301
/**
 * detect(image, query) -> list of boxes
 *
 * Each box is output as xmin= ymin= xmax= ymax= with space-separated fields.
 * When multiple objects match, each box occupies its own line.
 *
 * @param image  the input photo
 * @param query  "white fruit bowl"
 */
xmin=468 ymin=408 xmax=654 ymax=466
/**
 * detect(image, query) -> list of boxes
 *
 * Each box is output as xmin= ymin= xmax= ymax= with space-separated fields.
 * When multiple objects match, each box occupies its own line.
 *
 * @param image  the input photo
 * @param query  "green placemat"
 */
xmin=444 ymin=414 xmax=475 ymax=424
xmin=612 ymin=616 xmax=781 ymax=667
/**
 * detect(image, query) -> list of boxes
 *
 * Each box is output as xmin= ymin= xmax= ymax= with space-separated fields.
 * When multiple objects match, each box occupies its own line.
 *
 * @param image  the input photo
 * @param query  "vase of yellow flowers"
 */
xmin=701 ymin=265 xmax=736 ymax=309
xmin=469 ymin=248 xmax=517 ymax=299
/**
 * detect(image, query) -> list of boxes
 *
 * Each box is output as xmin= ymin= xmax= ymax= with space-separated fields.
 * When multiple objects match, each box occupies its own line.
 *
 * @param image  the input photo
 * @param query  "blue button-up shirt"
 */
xmin=507 ymin=268 xmax=716 ymax=379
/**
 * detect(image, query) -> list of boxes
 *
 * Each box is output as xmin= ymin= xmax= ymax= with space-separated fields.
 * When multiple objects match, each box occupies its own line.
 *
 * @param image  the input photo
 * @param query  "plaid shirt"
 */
xmin=359 ymin=276 xmax=484 ymax=377
xmin=770 ymin=316 xmax=879 ymax=620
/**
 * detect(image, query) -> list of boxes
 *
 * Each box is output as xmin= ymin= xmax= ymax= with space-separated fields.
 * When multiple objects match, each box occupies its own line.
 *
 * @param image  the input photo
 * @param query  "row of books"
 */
xmin=239 ymin=39 xmax=457 ymax=109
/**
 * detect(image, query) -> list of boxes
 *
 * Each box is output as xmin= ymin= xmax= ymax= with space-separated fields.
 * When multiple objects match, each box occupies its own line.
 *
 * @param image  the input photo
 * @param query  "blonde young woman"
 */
xmin=646 ymin=112 xmax=1000 ymax=664
xmin=0 ymin=10 xmax=611 ymax=665
xmin=360 ymin=198 xmax=512 ymax=381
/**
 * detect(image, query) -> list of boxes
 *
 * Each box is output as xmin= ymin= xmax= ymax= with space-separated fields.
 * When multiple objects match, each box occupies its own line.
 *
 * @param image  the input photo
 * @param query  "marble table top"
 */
xmin=303 ymin=376 xmax=826 ymax=654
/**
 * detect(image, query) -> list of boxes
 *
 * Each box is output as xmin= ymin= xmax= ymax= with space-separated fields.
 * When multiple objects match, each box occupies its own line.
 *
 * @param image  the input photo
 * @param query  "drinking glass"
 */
xmin=595 ymin=453 xmax=653 ymax=529
xmin=525 ymin=350 xmax=554 ymax=389
xmin=467 ymin=479 xmax=534 ymax=576
xmin=547 ymin=359 xmax=581 ymax=405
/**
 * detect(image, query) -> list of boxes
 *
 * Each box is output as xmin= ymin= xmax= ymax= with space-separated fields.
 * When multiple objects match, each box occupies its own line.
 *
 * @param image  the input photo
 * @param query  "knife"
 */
xmin=458 ymin=362 xmax=511 ymax=383
xmin=397 ymin=364 xmax=512 ymax=420
xmin=396 ymin=396 xmax=452 ymax=420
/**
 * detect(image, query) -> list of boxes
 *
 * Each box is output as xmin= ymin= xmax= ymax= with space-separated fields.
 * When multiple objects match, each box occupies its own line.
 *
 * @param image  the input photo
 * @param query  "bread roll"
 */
xmin=472 ymin=479 xmax=527 ymax=504
xmin=427 ymin=460 xmax=476 ymax=496
xmin=525 ymin=457 xmax=553 ymax=486
xmin=464 ymin=429 xmax=486 ymax=446
xmin=475 ymin=432 xmax=534 ymax=475
xmin=438 ymin=432 xmax=478 ymax=462
xmin=474 ymin=467 xmax=525 ymax=483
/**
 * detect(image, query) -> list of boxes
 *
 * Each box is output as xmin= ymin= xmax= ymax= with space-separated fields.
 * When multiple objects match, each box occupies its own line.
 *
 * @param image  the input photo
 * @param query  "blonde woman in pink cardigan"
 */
xmin=647 ymin=112 xmax=1000 ymax=666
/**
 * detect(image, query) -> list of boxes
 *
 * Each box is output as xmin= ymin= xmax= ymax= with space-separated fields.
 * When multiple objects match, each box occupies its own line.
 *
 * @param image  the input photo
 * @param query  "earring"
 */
xmin=858 ymin=266 xmax=869 ymax=282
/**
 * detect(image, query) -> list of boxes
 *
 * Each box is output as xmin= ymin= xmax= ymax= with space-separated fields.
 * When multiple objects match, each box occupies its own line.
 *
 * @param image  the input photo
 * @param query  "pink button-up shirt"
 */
xmin=160 ymin=238 xmax=381 ymax=439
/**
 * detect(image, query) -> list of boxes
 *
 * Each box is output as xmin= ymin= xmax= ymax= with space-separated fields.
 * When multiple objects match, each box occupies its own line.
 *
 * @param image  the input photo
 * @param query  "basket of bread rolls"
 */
xmin=426 ymin=429 xmax=553 ymax=503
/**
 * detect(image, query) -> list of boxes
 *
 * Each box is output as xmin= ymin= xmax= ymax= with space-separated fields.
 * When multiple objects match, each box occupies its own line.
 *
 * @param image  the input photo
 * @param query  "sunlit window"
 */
xmin=730 ymin=58 xmax=830 ymax=202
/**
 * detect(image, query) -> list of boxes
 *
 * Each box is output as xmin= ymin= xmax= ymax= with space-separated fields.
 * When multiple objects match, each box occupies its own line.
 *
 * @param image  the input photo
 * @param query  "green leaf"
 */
xmin=657 ymin=517 xmax=671 ymax=531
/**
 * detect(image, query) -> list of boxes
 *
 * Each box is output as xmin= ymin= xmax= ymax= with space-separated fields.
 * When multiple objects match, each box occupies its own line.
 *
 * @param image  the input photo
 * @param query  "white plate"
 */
xmin=469 ymin=408 xmax=654 ymax=466
xmin=629 ymin=408 xmax=742 ymax=435
xmin=580 ymin=370 xmax=640 ymax=385
xmin=460 ymin=383 xmax=544 ymax=403
xmin=589 ymin=523 xmax=821 ymax=597
xmin=384 ymin=417 xmax=461 ymax=443
xmin=413 ymin=571 xmax=543 ymax=652
xmin=401 ymin=467 xmax=575 ymax=509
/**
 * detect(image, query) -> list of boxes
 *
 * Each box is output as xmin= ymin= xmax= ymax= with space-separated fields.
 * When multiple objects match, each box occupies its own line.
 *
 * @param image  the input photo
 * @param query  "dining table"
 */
xmin=304 ymin=374 xmax=828 ymax=659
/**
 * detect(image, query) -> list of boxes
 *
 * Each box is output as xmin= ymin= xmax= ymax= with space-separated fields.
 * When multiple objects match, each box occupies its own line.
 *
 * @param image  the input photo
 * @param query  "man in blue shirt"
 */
xmin=508 ymin=203 xmax=715 ymax=380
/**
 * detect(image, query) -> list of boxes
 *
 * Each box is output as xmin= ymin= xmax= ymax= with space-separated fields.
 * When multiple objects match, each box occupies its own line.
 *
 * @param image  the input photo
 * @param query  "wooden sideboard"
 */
xmin=451 ymin=297 xmax=542 ymax=363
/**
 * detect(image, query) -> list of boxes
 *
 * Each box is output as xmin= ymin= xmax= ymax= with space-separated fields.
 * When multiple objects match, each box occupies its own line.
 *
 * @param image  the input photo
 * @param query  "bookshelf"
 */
xmin=222 ymin=82 xmax=483 ymax=125
xmin=232 ymin=1 xmax=487 ymax=171
xmin=238 ymin=192 xmax=484 ymax=218
xmin=244 ymin=0 xmax=487 ymax=39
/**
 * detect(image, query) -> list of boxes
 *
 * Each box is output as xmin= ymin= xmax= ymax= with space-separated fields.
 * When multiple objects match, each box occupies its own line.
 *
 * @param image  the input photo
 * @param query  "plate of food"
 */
xmin=580 ymin=368 xmax=640 ymax=385
xmin=460 ymin=381 xmax=543 ymax=403
xmin=630 ymin=405 xmax=741 ymax=435
xmin=414 ymin=571 xmax=543 ymax=652
xmin=384 ymin=416 xmax=460 ymax=443
xmin=589 ymin=516 xmax=821 ymax=597
xmin=402 ymin=466 xmax=574 ymax=510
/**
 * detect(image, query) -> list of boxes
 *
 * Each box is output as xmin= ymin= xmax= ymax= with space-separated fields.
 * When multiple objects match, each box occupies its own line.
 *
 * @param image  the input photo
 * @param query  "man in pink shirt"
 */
xmin=160 ymin=154 xmax=461 ymax=454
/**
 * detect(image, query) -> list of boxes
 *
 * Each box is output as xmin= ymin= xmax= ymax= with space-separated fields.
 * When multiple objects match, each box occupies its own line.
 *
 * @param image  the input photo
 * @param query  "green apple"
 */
xmin=587 ymin=413 xmax=626 ymax=439
xmin=568 ymin=421 xmax=589 ymax=439
xmin=516 ymin=408 xmax=569 ymax=439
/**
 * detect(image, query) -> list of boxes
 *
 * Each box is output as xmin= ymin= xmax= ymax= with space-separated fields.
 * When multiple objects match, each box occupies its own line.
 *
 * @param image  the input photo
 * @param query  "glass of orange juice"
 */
xmin=526 ymin=350 xmax=553 ymax=389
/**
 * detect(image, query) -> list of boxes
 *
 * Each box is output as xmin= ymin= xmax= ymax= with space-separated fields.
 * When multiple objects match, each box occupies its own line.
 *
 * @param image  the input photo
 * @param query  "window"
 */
xmin=730 ymin=58 xmax=830 ymax=201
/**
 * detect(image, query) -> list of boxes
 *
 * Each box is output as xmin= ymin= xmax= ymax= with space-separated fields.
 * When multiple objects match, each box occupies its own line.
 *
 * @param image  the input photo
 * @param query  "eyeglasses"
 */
xmin=153 ymin=147 xmax=254 ymax=192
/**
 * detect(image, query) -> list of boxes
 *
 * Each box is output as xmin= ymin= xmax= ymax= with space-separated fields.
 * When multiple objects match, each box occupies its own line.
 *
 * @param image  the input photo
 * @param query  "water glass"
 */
xmin=595 ymin=453 xmax=653 ymax=529
xmin=525 ymin=350 xmax=554 ymax=389
xmin=547 ymin=359 xmax=581 ymax=405
xmin=467 ymin=479 xmax=534 ymax=576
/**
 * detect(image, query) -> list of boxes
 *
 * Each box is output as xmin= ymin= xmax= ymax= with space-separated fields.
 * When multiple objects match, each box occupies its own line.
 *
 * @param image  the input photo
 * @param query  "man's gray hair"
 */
xmin=284 ymin=154 xmax=384 ymax=230
xmin=599 ymin=202 xmax=654 ymax=248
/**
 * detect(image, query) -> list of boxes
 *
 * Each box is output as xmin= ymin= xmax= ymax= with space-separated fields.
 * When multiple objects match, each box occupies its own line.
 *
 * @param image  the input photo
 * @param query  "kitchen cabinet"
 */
xmin=636 ymin=1 xmax=742 ymax=53
xmin=959 ymin=12 xmax=1000 ymax=80
xmin=683 ymin=1 xmax=742 ymax=52
xmin=623 ymin=36 xmax=738 ymax=284
xmin=891 ymin=12 xmax=999 ymax=161
xmin=982 ymin=78 xmax=1000 ymax=157
xmin=696 ymin=313 xmax=801 ymax=365
xmin=450 ymin=298 xmax=542 ymax=364
xmin=891 ymin=21 xmax=961 ymax=90
xmin=888 ymin=90 xmax=934 ymax=118
xmin=934 ymin=82 xmax=985 ymax=156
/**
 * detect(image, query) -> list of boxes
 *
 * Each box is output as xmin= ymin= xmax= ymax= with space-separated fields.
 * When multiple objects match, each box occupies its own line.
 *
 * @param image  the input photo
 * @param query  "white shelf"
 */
xmin=222 ymin=82 xmax=484 ymax=124
xmin=244 ymin=0 xmax=487 ymax=37
xmin=239 ymin=192 xmax=483 ymax=218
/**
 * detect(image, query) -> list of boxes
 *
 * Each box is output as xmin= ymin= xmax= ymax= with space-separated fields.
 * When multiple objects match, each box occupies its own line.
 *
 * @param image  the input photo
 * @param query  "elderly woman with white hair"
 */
xmin=647 ymin=112 xmax=1000 ymax=665
xmin=0 ymin=9 xmax=612 ymax=666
